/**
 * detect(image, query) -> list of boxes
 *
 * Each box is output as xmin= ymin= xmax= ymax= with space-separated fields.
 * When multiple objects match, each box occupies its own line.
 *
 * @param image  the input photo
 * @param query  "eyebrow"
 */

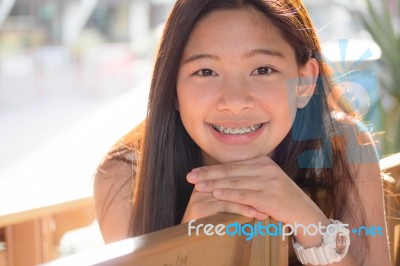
xmin=182 ymin=54 xmax=220 ymax=65
xmin=244 ymin=48 xmax=285 ymax=59
xmin=182 ymin=48 xmax=285 ymax=65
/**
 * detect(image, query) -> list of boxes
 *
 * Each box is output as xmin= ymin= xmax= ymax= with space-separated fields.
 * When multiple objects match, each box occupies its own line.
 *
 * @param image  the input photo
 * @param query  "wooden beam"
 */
xmin=5 ymin=219 xmax=44 ymax=266
xmin=46 ymin=213 xmax=288 ymax=266
xmin=0 ymin=197 xmax=93 ymax=228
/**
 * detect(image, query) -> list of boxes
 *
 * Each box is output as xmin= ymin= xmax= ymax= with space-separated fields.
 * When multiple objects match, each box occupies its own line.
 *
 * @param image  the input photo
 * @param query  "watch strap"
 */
xmin=293 ymin=241 xmax=331 ymax=265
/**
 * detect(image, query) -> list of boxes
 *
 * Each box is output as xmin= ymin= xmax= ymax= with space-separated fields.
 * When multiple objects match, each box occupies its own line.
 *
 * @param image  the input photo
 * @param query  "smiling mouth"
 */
xmin=211 ymin=123 xmax=265 ymax=135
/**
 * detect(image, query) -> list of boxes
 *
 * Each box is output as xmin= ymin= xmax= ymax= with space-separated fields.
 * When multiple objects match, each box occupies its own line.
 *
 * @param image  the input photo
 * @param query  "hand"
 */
xmin=186 ymin=156 xmax=330 ymax=246
xmin=181 ymin=187 xmax=264 ymax=224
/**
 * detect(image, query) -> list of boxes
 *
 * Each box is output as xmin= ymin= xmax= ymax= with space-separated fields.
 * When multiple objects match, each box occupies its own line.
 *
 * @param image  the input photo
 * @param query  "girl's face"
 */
xmin=177 ymin=8 xmax=318 ymax=165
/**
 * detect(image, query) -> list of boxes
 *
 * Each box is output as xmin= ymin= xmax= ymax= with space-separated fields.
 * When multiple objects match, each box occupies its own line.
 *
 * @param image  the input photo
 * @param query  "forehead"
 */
xmin=183 ymin=7 xmax=293 ymax=57
xmin=195 ymin=7 xmax=276 ymax=34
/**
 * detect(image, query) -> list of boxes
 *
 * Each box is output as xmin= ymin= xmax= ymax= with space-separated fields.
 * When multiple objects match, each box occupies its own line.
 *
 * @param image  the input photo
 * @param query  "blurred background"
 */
xmin=0 ymin=0 xmax=399 ymax=265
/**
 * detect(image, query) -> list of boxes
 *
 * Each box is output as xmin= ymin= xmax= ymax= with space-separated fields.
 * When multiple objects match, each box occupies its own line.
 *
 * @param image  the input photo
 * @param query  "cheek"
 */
xmin=178 ymin=89 xmax=201 ymax=113
xmin=176 ymin=86 xmax=212 ymax=129
xmin=177 ymin=79 xmax=217 ymax=112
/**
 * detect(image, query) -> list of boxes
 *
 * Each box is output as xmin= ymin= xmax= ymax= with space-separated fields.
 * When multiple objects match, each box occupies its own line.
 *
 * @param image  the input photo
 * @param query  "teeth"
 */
xmin=212 ymin=124 xmax=263 ymax=135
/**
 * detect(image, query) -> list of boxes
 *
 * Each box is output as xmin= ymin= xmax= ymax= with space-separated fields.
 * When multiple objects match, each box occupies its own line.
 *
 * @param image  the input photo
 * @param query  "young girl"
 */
xmin=94 ymin=0 xmax=391 ymax=265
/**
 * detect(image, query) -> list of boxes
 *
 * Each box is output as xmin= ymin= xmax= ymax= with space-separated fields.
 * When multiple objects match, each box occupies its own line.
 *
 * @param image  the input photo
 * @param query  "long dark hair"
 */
xmin=123 ymin=0 xmax=366 ymax=256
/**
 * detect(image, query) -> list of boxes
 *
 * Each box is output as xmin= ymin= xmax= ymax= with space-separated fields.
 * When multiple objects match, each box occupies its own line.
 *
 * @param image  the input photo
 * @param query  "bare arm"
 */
xmin=341 ymin=123 xmax=391 ymax=266
xmin=93 ymin=153 xmax=134 ymax=243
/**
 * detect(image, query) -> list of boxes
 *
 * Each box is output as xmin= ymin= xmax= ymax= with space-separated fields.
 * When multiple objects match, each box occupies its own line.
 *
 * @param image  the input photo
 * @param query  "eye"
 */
xmin=251 ymin=66 xmax=276 ymax=76
xmin=194 ymin=69 xmax=218 ymax=77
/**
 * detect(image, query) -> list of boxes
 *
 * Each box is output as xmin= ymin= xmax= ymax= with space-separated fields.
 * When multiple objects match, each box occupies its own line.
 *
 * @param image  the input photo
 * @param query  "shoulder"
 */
xmin=95 ymin=145 xmax=138 ymax=178
xmin=94 ymin=120 xmax=145 ymax=194
xmin=332 ymin=112 xmax=379 ymax=166
xmin=94 ymin=146 xmax=138 ymax=198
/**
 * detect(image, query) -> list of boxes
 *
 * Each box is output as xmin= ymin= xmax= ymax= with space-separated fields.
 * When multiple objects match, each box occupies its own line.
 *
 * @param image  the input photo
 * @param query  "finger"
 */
xmin=187 ymin=161 xmax=273 ymax=183
xmin=254 ymin=212 xmax=269 ymax=220
xmin=215 ymin=200 xmax=260 ymax=219
xmin=182 ymin=193 xmax=258 ymax=222
xmin=194 ymin=156 xmax=264 ymax=172
xmin=212 ymin=188 xmax=261 ymax=208
xmin=194 ymin=176 xmax=263 ymax=192
xmin=186 ymin=156 xmax=275 ymax=183
xmin=181 ymin=192 xmax=220 ymax=223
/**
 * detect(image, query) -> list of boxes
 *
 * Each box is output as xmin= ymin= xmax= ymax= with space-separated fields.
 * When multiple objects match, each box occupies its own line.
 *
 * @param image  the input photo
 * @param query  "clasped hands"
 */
xmin=181 ymin=155 xmax=330 ymax=246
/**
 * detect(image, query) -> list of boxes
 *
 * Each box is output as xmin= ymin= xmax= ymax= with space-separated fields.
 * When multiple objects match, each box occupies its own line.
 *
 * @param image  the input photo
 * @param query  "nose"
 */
xmin=216 ymin=78 xmax=255 ymax=114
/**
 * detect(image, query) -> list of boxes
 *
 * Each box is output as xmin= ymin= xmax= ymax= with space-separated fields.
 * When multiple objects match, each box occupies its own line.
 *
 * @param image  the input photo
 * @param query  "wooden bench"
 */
xmin=46 ymin=213 xmax=288 ymax=266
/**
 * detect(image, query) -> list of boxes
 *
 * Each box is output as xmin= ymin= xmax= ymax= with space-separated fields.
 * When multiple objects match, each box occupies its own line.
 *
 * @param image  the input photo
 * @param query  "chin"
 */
xmin=211 ymin=150 xmax=265 ymax=164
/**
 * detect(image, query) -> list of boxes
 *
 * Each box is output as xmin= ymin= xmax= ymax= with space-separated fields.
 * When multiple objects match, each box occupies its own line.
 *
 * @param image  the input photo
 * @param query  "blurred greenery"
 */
xmin=353 ymin=0 xmax=400 ymax=155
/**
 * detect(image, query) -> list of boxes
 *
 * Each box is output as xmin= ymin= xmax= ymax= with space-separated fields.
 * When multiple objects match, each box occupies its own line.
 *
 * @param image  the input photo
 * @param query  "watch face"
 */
xmin=335 ymin=232 xmax=347 ymax=255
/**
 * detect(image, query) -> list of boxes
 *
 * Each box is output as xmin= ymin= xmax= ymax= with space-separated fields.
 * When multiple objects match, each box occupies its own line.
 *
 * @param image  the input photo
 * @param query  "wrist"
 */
xmin=292 ymin=216 xmax=330 ymax=248
xmin=293 ymin=219 xmax=351 ymax=265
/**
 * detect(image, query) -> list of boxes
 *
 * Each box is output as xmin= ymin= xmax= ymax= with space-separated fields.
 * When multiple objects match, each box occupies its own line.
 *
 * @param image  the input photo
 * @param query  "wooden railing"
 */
xmin=380 ymin=153 xmax=400 ymax=266
xmin=0 ymin=198 xmax=95 ymax=266
xmin=45 ymin=214 xmax=288 ymax=266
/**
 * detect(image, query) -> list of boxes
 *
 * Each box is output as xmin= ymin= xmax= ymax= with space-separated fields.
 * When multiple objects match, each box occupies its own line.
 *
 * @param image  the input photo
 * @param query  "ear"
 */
xmin=297 ymin=58 xmax=319 ymax=109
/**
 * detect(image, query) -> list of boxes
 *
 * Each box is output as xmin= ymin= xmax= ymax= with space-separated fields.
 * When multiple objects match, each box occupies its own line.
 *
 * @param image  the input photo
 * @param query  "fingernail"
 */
xmin=187 ymin=172 xmax=197 ymax=181
xmin=197 ymin=181 xmax=205 ymax=188
xmin=213 ymin=189 xmax=222 ymax=196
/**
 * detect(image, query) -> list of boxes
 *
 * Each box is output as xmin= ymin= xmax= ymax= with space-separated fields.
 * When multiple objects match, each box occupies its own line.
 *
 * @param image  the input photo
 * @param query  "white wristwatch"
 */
xmin=292 ymin=219 xmax=350 ymax=265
